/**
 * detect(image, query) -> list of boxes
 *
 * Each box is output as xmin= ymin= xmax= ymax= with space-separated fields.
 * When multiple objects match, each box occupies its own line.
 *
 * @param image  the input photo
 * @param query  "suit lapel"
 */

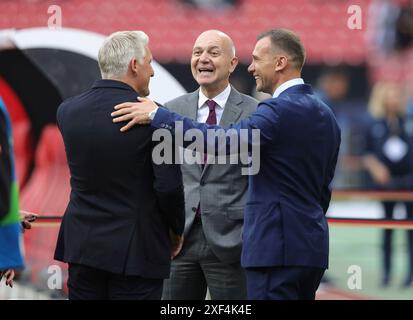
xmin=219 ymin=88 xmax=244 ymax=127
xmin=201 ymin=87 xmax=243 ymax=177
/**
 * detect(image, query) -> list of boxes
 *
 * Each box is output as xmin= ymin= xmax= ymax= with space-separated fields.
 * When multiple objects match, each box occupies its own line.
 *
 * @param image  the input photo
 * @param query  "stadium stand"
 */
xmin=0 ymin=0 xmax=368 ymax=64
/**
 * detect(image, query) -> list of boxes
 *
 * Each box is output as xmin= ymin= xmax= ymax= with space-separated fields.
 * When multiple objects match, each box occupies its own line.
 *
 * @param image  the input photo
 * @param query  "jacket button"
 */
xmin=192 ymin=207 xmax=197 ymax=212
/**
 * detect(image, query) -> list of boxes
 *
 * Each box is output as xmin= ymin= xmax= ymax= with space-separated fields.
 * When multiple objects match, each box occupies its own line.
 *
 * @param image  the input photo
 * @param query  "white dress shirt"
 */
xmin=197 ymin=84 xmax=231 ymax=123
xmin=272 ymin=78 xmax=304 ymax=98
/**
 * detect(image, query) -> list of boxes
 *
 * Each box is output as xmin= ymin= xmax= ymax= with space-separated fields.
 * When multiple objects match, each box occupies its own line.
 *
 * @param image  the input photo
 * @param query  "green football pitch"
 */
xmin=326 ymin=226 xmax=413 ymax=300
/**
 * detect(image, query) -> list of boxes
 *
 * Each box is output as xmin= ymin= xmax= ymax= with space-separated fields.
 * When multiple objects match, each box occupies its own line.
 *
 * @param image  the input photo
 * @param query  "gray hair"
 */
xmin=98 ymin=31 xmax=149 ymax=79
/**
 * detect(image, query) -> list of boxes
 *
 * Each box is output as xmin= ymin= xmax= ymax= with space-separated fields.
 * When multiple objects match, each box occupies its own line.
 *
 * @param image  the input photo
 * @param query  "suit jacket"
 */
xmin=164 ymin=87 xmax=257 ymax=264
xmin=54 ymin=80 xmax=185 ymax=279
xmin=153 ymin=84 xmax=341 ymax=269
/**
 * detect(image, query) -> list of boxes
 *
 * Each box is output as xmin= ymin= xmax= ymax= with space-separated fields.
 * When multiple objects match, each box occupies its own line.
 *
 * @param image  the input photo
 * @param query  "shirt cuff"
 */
xmin=148 ymin=107 xmax=159 ymax=120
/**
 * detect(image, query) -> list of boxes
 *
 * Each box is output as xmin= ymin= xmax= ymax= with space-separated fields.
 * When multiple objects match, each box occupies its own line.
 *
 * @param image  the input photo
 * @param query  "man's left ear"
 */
xmin=275 ymin=56 xmax=288 ymax=72
xmin=229 ymin=56 xmax=239 ymax=73
xmin=130 ymin=58 xmax=139 ymax=75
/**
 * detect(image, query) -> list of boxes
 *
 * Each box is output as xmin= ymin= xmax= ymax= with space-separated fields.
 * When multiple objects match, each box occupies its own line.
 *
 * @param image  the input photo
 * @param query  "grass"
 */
xmin=326 ymin=226 xmax=413 ymax=300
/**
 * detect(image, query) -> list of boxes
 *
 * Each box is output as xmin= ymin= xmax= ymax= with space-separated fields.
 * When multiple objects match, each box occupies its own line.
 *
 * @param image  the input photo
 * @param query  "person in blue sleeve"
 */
xmin=0 ymin=97 xmax=24 ymax=288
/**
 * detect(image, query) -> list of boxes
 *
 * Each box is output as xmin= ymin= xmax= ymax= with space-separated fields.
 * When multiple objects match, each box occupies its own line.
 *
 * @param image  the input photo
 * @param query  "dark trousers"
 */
xmin=245 ymin=266 xmax=325 ymax=300
xmin=68 ymin=263 xmax=163 ymax=300
xmin=162 ymin=220 xmax=247 ymax=300
xmin=382 ymin=201 xmax=413 ymax=282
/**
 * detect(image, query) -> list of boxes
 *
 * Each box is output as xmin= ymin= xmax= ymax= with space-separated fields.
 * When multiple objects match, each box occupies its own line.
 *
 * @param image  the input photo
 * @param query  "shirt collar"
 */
xmin=198 ymin=84 xmax=231 ymax=109
xmin=272 ymin=78 xmax=304 ymax=98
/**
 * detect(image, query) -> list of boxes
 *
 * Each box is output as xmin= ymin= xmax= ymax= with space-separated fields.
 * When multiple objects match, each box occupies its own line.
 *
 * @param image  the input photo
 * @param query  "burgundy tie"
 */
xmin=203 ymin=100 xmax=217 ymax=164
xmin=206 ymin=99 xmax=217 ymax=125
xmin=196 ymin=100 xmax=217 ymax=220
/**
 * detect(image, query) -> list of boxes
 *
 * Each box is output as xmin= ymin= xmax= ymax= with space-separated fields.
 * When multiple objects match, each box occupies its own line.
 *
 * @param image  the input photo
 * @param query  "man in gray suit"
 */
xmin=162 ymin=30 xmax=257 ymax=300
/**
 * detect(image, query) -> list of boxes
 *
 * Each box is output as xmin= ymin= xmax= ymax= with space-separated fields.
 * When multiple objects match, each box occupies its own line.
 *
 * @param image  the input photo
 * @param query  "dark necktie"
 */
xmin=206 ymin=99 xmax=217 ymax=125
xmin=203 ymin=100 xmax=217 ymax=165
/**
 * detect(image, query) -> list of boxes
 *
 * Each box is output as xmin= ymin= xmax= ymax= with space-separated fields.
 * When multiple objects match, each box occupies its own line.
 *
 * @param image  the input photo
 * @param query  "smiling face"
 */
xmin=191 ymin=30 xmax=238 ymax=97
xmin=247 ymin=36 xmax=279 ymax=95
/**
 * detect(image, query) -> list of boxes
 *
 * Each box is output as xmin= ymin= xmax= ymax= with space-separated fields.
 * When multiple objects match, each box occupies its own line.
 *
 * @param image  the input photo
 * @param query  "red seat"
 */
xmin=0 ymin=0 xmax=370 ymax=64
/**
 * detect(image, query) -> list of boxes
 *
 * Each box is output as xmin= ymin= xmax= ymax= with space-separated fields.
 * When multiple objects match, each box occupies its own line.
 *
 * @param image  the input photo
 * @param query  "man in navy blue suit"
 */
xmin=55 ymin=31 xmax=185 ymax=300
xmin=112 ymin=29 xmax=341 ymax=300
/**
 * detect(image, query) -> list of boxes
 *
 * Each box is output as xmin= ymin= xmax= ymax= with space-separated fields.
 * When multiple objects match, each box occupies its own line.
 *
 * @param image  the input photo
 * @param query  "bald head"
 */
xmin=191 ymin=29 xmax=239 ymax=98
xmin=194 ymin=30 xmax=236 ymax=58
